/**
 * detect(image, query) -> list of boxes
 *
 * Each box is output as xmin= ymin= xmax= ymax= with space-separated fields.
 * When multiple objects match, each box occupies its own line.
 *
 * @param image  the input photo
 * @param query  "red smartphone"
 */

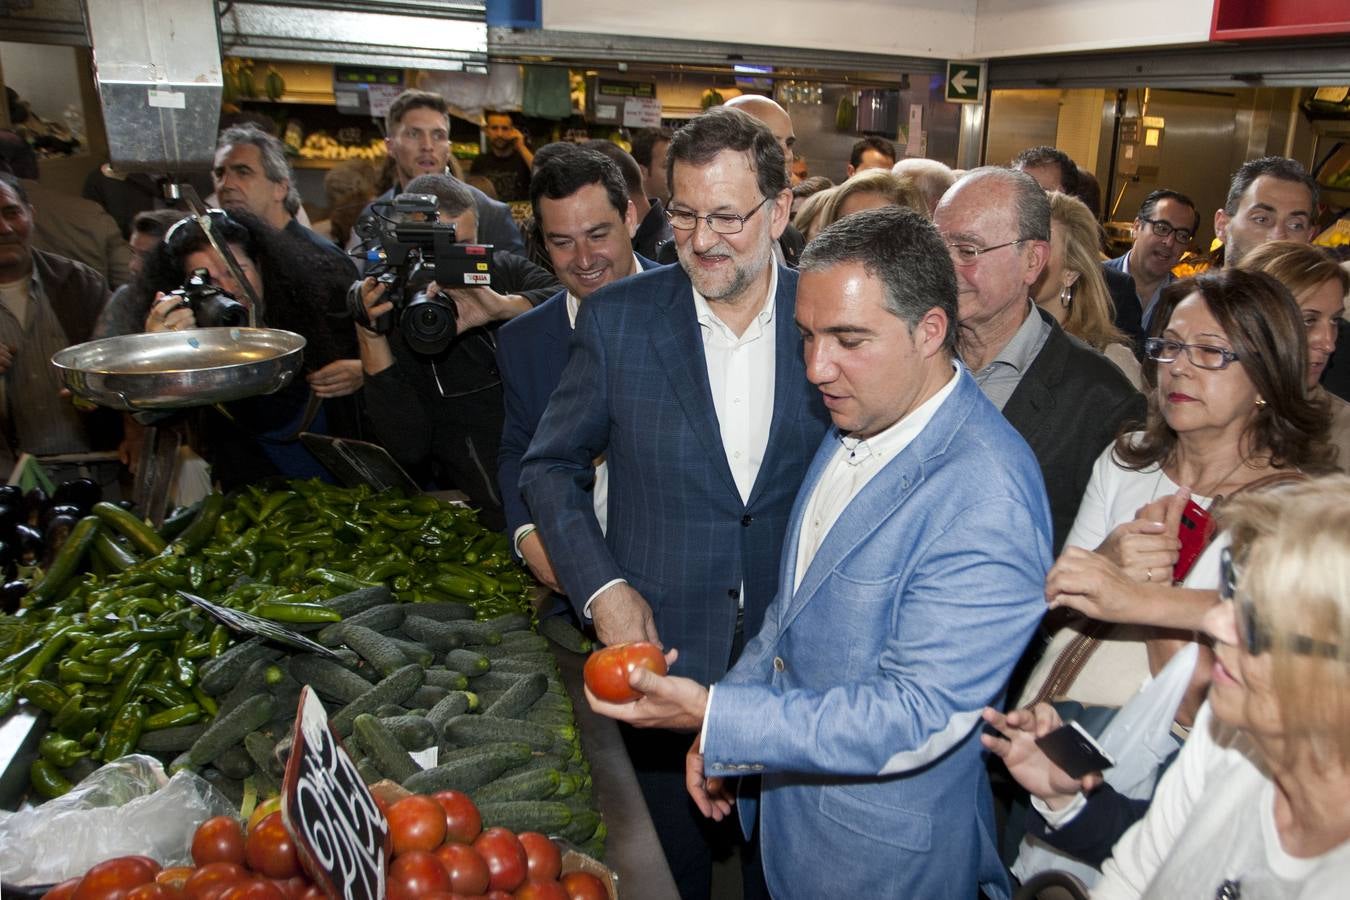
xmin=1173 ymin=498 xmax=1215 ymax=583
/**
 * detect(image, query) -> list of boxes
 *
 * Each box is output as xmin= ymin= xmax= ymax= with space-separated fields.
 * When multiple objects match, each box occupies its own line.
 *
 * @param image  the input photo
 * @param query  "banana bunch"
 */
xmin=298 ymin=132 xmax=387 ymax=161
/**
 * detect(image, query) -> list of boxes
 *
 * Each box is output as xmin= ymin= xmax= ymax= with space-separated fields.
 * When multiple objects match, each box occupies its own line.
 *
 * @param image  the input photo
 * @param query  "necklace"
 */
xmin=1165 ymin=452 xmax=1257 ymax=510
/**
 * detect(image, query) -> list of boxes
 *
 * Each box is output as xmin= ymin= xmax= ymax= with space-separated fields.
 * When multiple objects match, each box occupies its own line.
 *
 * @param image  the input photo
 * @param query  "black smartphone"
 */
xmin=1034 ymin=721 xmax=1116 ymax=779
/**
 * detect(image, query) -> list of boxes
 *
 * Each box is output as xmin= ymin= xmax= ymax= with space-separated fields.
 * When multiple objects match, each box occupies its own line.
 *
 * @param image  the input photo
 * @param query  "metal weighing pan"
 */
xmin=51 ymin=328 xmax=307 ymax=412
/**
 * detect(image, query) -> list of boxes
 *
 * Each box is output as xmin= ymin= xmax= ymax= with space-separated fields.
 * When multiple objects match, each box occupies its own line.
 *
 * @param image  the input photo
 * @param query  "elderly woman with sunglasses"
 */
xmin=1090 ymin=477 xmax=1350 ymax=897
xmin=1020 ymin=268 xmax=1336 ymax=722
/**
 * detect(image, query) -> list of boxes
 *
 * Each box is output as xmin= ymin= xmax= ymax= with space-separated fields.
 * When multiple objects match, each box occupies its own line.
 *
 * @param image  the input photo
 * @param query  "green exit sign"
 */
xmin=945 ymin=62 xmax=983 ymax=104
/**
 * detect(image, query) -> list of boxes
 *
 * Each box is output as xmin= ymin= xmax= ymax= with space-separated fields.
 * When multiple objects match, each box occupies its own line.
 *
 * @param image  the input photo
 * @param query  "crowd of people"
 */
xmin=2 ymin=87 xmax=1349 ymax=898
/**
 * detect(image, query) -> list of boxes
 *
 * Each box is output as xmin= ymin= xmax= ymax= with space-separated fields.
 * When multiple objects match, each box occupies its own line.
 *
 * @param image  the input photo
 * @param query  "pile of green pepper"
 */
xmin=4 ymin=479 xmax=533 ymax=800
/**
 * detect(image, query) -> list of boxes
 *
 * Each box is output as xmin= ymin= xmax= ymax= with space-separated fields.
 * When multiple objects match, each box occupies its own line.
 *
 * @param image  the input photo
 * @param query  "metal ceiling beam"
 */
xmin=988 ymin=39 xmax=1350 ymax=90
xmin=488 ymin=26 xmax=943 ymax=77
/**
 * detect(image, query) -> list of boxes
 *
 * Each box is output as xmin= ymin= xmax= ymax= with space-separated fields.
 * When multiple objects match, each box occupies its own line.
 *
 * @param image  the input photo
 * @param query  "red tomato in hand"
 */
xmin=516 ymin=832 xmax=562 ymax=883
xmin=560 ymin=871 xmax=609 ymax=900
xmin=244 ymin=812 xmax=300 ymax=880
xmin=473 ymin=827 xmax=529 ymax=892
xmin=193 ymin=816 xmax=247 ymax=867
xmin=515 ymin=880 xmax=568 ymax=900
xmin=386 ymin=794 xmax=448 ymax=855
xmin=583 ymin=641 xmax=667 ymax=703
xmin=73 ymin=856 xmax=161 ymax=899
xmin=386 ymin=850 xmax=452 ymax=900
xmin=431 ymin=789 xmax=482 ymax=844
xmin=434 ymin=841 xmax=491 ymax=894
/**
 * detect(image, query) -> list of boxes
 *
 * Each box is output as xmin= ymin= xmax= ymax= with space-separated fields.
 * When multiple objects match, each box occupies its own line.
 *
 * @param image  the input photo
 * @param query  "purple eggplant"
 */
xmin=0 ymin=485 xmax=20 ymax=508
xmin=13 ymin=523 xmax=44 ymax=566
xmin=39 ymin=503 xmax=82 ymax=532
xmin=0 ymin=580 xmax=28 ymax=611
xmin=41 ymin=512 xmax=80 ymax=567
xmin=0 ymin=504 xmax=17 ymax=541
xmin=22 ymin=486 xmax=48 ymax=528
xmin=52 ymin=477 xmax=101 ymax=515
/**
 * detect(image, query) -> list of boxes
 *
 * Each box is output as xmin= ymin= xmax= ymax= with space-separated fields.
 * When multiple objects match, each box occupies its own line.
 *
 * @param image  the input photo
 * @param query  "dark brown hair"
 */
xmin=1117 ymin=268 xmax=1335 ymax=473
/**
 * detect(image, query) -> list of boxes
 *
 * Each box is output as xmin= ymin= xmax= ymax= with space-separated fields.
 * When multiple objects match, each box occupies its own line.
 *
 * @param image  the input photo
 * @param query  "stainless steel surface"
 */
xmin=133 ymin=425 xmax=182 ymax=528
xmin=84 ymin=0 xmax=223 ymax=173
xmin=219 ymin=1 xmax=487 ymax=73
xmin=556 ymin=648 xmax=680 ymax=900
xmin=51 ymin=328 xmax=307 ymax=412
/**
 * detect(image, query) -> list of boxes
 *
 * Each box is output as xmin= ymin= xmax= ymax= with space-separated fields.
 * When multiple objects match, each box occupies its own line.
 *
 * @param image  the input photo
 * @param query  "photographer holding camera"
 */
xmin=354 ymin=173 xmax=557 ymax=529
xmin=130 ymin=208 xmax=361 ymax=487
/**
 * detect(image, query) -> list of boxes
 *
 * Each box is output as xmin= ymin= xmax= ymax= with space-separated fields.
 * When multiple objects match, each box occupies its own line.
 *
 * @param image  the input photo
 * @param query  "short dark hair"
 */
xmin=484 ymin=109 xmax=514 ymax=124
xmin=1071 ymin=166 xmax=1102 ymax=219
xmin=849 ymin=136 xmax=896 ymax=169
xmin=216 ymin=123 xmax=300 ymax=215
xmin=1136 ymin=189 xmax=1199 ymax=231
xmin=1225 ymin=156 xmax=1318 ymax=214
xmin=131 ymin=208 xmax=185 ymax=239
xmin=0 ymin=171 xmax=30 ymax=205
xmin=581 ymin=140 xmax=645 ymax=200
xmin=1011 ymin=145 xmax=1080 ymax=196
xmin=800 ymin=206 xmax=959 ymax=356
xmin=386 ymin=90 xmax=448 ymax=136
xmin=667 ymin=107 xmax=786 ymax=203
xmin=530 ymin=146 xmax=629 ymax=224
xmin=630 ymin=127 xmax=673 ymax=170
xmin=405 ymin=173 xmax=477 ymax=219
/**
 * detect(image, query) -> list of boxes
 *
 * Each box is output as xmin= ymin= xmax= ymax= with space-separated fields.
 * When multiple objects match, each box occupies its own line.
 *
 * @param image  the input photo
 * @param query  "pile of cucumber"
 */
xmin=150 ymin=586 xmax=605 ymax=858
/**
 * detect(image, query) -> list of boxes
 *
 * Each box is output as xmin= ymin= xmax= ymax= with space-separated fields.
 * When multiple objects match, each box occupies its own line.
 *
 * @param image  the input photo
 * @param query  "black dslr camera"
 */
xmin=349 ymin=193 xmax=496 ymax=355
xmin=165 ymin=268 xmax=249 ymax=327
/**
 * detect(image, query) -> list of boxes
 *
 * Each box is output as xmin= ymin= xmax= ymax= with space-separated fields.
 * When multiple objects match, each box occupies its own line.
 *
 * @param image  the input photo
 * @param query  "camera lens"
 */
xmin=402 ymin=291 xmax=458 ymax=355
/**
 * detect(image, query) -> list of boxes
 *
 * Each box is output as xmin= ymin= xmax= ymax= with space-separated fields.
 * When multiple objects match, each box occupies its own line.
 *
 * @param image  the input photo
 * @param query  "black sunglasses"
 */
xmin=1219 ymin=547 xmax=1342 ymax=659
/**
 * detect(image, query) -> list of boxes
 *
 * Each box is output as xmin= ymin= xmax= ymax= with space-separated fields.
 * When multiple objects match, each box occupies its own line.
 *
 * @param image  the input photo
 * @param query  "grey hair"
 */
xmin=217 ymin=123 xmax=301 ymax=215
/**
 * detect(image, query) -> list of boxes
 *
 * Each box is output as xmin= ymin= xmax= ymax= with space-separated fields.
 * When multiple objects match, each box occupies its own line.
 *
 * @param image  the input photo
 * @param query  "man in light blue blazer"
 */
xmin=589 ymin=207 xmax=1052 ymax=898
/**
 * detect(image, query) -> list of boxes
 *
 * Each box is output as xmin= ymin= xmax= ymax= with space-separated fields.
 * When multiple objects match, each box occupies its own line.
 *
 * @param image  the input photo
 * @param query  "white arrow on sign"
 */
xmin=950 ymin=69 xmax=978 ymax=96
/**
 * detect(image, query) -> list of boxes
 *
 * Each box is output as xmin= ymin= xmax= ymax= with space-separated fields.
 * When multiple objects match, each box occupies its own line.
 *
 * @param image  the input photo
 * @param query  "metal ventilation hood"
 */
xmin=85 ymin=0 xmax=223 ymax=173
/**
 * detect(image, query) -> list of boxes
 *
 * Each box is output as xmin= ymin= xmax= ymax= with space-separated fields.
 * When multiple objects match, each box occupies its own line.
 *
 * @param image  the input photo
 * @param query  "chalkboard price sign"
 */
xmin=282 ymin=688 xmax=390 ymax=900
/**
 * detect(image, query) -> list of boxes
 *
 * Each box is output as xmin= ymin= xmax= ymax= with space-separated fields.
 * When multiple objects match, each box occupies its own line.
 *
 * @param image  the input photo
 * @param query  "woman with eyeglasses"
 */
xmin=1023 ymin=268 xmax=1335 ymax=717
xmin=109 ymin=209 xmax=360 ymax=488
xmin=1032 ymin=192 xmax=1141 ymax=388
xmin=1236 ymin=239 xmax=1350 ymax=465
xmin=1088 ymin=477 xmax=1350 ymax=897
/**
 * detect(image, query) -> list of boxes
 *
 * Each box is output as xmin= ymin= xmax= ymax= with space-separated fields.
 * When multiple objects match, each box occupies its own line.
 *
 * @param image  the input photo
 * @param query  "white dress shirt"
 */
xmin=793 ymin=364 xmax=960 ymax=590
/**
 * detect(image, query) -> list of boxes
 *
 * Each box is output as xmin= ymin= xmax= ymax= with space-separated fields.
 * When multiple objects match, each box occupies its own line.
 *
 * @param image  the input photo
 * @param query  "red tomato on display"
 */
xmin=583 ymin=641 xmax=667 ymax=703
xmin=182 ymin=862 xmax=249 ymax=900
xmin=434 ymin=840 xmax=491 ymax=895
xmin=243 ymin=813 xmax=300 ymax=880
xmin=155 ymin=868 xmax=196 ymax=892
xmin=386 ymin=794 xmax=448 ymax=855
xmin=266 ymin=876 xmax=311 ymax=900
xmin=514 ymin=880 xmax=568 ymax=900
xmin=560 ymin=870 xmax=609 ymax=900
xmin=216 ymin=880 xmax=286 ymax=900
xmin=40 ymin=877 xmax=82 ymax=900
xmin=192 ymin=816 xmax=247 ymax=867
xmin=473 ymin=827 xmax=529 ymax=893
xmin=124 ymin=884 xmax=180 ymax=900
xmin=385 ymin=850 xmax=453 ymax=900
xmin=73 ymin=856 xmax=161 ymax=899
xmin=516 ymin=833 xmax=562 ymax=883
xmin=430 ymin=789 xmax=482 ymax=844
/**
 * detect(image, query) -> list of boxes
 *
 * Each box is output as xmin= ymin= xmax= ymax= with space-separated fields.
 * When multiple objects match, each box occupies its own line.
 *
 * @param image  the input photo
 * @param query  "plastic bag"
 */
xmin=0 ymin=754 xmax=238 ymax=886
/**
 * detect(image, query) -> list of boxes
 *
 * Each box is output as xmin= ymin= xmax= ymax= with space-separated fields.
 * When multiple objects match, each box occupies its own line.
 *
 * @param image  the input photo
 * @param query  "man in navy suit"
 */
xmin=1103 ymin=189 xmax=1199 ymax=336
xmin=496 ymin=146 xmax=656 ymax=592
xmin=588 ymin=207 xmax=1051 ymax=898
xmin=520 ymin=108 xmax=830 ymax=899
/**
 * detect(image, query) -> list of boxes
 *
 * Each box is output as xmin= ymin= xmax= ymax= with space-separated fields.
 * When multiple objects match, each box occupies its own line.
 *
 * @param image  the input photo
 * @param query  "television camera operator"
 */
xmin=352 ymin=174 xmax=558 ymax=529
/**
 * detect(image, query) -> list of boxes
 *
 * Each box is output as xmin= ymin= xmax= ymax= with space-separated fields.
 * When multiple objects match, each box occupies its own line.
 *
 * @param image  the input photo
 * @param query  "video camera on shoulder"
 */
xmin=349 ymin=193 xmax=496 ymax=355
xmin=166 ymin=268 xmax=249 ymax=328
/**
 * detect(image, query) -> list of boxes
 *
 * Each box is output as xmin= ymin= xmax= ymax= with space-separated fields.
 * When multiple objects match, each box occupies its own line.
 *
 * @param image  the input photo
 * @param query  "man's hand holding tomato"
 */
xmin=584 ymin=646 xmax=707 ymax=730
xmin=588 ymin=581 xmax=660 ymax=646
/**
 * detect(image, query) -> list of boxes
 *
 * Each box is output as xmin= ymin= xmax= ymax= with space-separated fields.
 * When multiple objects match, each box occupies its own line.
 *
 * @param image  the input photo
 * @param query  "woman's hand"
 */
xmin=145 ymin=292 xmax=195 ymax=333
xmin=981 ymin=705 xmax=1103 ymax=810
xmin=1046 ymin=547 xmax=1154 ymax=624
xmin=1094 ymin=489 xmax=1188 ymax=583
xmin=307 ymin=359 xmax=364 ymax=398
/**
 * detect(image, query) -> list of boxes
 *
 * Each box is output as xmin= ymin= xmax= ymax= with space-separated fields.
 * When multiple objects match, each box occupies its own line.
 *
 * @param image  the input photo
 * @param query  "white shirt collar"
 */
xmin=691 ymin=262 xmax=779 ymax=341
xmin=566 ymin=253 xmax=645 ymax=329
xmin=836 ymin=361 xmax=961 ymax=467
